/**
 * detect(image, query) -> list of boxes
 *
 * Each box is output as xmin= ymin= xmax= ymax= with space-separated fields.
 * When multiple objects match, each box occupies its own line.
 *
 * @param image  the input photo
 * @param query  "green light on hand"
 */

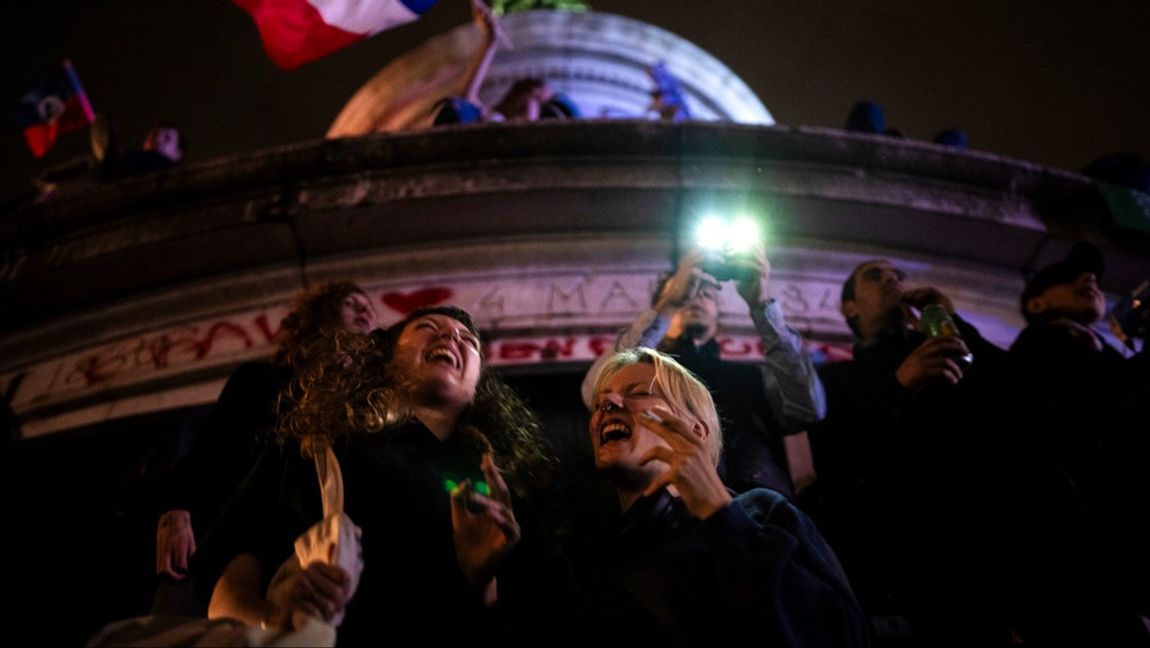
xmin=443 ymin=478 xmax=490 ymax=496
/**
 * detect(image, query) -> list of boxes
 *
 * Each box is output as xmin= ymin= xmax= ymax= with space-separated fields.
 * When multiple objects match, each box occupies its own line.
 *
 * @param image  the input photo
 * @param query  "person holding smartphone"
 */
xmin=581 ymin=242 xmax=825 ymax=499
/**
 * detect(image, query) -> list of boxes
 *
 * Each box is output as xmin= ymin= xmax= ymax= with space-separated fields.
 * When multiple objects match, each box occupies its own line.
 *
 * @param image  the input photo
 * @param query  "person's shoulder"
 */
xmin=732 ymin=489 xmax=828 ymax=544
xmin=734 ymin=487 xmax=793 ymax=512
xmin=214 ymin=361 xmax=292 ymax=409
xmin=227 ymin=360 xmax=291 ymax=384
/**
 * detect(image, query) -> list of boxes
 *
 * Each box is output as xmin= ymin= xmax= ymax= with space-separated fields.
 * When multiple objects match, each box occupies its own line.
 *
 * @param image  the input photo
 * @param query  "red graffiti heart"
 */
xmin=381 ymin=287 xmax=454 ymax=315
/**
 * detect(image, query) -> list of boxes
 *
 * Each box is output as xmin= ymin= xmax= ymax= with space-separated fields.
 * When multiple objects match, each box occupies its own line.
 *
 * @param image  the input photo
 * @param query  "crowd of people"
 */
xmin=15 ymin=5 xmax=1147 ymax=646
xmin=79 ymin=232 xmax=1146 ymax=647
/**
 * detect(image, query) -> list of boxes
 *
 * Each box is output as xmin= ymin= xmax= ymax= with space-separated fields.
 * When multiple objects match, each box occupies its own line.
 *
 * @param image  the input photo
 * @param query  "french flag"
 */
xmin=234 ymin=0 xmax=440 ymax=70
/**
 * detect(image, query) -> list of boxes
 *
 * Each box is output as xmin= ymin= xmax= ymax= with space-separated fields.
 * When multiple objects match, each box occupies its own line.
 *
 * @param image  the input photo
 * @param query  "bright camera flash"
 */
xmin=727 ymin=216 xmax=760 ymax=252
xmin=695 ymin=216 xmax=727 ymax=251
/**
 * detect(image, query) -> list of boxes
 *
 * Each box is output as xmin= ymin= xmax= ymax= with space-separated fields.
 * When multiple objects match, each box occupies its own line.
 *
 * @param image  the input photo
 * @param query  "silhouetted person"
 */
xmin=844 ymin=100 xmax=886 ymax=134
xmin=647 ymin=62 xmax=690 ymax=121
xmin=112 ymin=123 xmax=185 ymax=178
xmin=1009 ymin=242 xmax=1150 ymax=645
xmin=805 ymin=259 xmax=1019 ymax=645
xmin=932 ymin=128 xmax=968 ymax=148
xmin=1081 ymin=152 xmax=1150 ymax=192
xmin=432 ymin=1 xmax=578 ymax=127
xmin=152 ymin=282 xmax=376 ymax=616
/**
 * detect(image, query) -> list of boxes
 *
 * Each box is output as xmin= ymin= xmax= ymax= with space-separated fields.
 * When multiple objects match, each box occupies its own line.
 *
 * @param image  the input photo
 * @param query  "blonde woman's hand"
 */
xmin=638 ymin=406 xmax=732 ymax=520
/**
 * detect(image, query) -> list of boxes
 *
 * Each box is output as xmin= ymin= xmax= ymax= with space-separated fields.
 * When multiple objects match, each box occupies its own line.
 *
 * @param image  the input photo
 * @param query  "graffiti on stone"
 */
xmin=546 ymin=282 xmax=588 ymax=313
xmin=6 ymin=273 xmax=849 ymax=428
xmin=381 ymin=287 xmax=454 ymax=315
xmin=11 ymin=310 xmax=287 ymax=411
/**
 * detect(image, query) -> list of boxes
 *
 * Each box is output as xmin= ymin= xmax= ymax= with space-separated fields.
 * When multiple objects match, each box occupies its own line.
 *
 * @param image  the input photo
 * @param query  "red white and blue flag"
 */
xmin=233 ymin=0 xmax=439 ymax=70
xmin=15 ymin=60 xmax=95 ymax=158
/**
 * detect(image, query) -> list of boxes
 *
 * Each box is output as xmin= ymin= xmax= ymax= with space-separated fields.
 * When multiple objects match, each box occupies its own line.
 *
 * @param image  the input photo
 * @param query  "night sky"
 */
xmin=4 ymin=0 xmax=1148 ymax=201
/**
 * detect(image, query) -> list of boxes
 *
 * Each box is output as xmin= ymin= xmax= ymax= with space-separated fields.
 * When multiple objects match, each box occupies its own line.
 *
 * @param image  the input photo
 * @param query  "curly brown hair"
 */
xmin=274 ymin=281 xmax=367 ymax=369
xmin=278 ymin=307 xmax=555 ymax=499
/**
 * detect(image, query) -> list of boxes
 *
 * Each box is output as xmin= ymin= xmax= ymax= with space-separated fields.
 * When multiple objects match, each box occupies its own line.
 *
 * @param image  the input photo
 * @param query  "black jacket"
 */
xmin=566 ymin=488 xmax=869 ymax=647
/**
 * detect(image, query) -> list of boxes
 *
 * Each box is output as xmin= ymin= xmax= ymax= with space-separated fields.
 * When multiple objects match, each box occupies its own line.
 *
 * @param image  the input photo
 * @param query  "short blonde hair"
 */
xmin=592 ymin=348 xmax=723 ymax=466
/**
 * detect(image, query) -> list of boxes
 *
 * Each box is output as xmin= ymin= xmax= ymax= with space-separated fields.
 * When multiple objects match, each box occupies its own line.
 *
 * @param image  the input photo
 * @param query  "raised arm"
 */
xmin=734 ymin=244 xmax=826 ymax=430
xmin=579 ymin=250 xmax=707 ymax=407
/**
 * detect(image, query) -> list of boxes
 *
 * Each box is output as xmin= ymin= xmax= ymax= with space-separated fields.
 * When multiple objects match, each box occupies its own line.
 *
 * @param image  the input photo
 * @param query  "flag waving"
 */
xmin=234 ymin=0 xmax=439 ymax=70
xmin=15 ymin=60 xmax=95 ymax=158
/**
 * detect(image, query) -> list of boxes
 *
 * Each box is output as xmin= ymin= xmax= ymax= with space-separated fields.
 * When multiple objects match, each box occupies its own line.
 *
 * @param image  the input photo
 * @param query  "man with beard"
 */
xmin=804 ymin=259 xmax=1015 ymax=645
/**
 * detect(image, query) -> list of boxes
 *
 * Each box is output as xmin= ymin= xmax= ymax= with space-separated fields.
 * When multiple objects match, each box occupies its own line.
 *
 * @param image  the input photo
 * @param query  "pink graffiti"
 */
xmin=497 ymin=337 xmax=578 ymax=361
xmin=253 ymin=313 xmax=282 ymax=343
xmin=587 ymin=336 xmax=616 ymax=357
xmin=148 ymin=322 xmax=253 ymax=369
xmin=71 ymin=315 xmax=281 ymax=387
xmin=381 ymin=287 xmax=454 ymax=315
xmin=718 ymin=337 xmax=763 ymax=358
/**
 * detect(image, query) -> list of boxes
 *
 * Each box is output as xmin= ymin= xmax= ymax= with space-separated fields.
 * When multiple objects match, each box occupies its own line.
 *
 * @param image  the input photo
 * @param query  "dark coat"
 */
xmin=566 ymin=488 xmax=869 ymax=647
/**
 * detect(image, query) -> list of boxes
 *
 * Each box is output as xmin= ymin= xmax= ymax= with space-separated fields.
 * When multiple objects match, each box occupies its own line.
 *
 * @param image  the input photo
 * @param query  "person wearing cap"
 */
xmin=580 ymin=245 xmax=826 ymax=500
xmin=1010 ymin=242 xmax=1143 ymax=485
xmin=1016 ymin=242 xmax=1110 ymax=345
xmin=1008 ymin=242 xmax=1150 ymax=645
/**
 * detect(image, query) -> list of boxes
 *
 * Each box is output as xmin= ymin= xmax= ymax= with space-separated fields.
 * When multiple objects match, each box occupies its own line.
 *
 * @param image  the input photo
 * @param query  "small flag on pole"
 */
xmin=233 ymin=0 xmax=439 ymax=70
xmin=647 ymin=62 xmax=691 ymax=122
xmin=15 ymin=60 xmax=96 ymax=158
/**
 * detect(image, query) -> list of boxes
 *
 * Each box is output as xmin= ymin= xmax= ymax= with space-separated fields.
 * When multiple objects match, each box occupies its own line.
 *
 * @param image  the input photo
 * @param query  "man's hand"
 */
xmin=156 ymin=509 xmax=196 ymax=579
xmin=733 ymin=243 xmax=771 ymax=310
xmin=895 ymin=336 xmax=970 ymax=391
xmin=902 ymin=287 xmax=956 ymax=316
xmin=654 ymin=248 xmax=715 ymax=315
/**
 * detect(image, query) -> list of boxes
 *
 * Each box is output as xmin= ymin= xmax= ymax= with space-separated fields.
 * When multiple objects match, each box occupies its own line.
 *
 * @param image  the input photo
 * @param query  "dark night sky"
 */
xmin=4 ymin=1 xmax=1148 ymax=201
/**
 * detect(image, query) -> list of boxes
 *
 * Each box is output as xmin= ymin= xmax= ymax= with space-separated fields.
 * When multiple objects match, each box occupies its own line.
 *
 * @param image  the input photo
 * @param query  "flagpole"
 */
xmin=62 ymin=59 xmax=96 ymax=123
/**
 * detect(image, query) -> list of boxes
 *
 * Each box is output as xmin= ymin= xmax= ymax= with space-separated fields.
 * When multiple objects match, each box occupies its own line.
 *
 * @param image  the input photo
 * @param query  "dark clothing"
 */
xmin=153 ymin=362 xmax=290 ymax=615
xmin=661 ymin=336 xmax=795 ymax=498
xmin=804 ymin=317 xmax=1022 ymax=644
xmin=1009 ymin=318 xmax=1147 ymax=494
xmin=1009 ymin=319 xmax=1150 ymax=644
xmin=166 ymin=362 xmax=291 ymax=531
xmin=113 ymin=149 xmax=177 ymax=178
xmin=197 ymin=421 xmax=501 ymax=647
xmin=566 ymin=488 xmax=868 ymax=647
xmin=808 ymin=317 xmax=1012 ymax=495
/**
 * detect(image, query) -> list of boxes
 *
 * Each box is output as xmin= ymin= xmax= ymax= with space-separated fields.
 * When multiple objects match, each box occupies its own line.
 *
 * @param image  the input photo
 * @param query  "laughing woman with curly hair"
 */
xmin=201 ymin=306 xmax=556 ymax=646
